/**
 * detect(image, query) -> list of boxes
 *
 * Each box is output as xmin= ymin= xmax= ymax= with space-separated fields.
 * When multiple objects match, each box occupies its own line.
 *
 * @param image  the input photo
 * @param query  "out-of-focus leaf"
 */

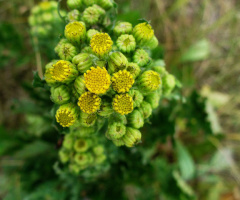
xmin=32 ymin=71 xmax=45 ymax=88
xmin=175 ymin=139 xmax=195 ymax=180
xmin=181 ymin=39 xmax=210 ymax=62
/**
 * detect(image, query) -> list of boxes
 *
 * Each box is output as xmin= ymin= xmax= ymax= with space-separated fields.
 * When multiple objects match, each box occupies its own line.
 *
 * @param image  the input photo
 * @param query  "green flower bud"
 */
xmin=162 ymin=74 xmax=176 ymax=95
xmin=97 ymin=0 xmax=113 ymax=10
xmin=71 ymin=85 xmax=80 ymax=99
xmin=97 ymin=100 xmax=113 ymax=117
xmin=106 ymin=122 xmax=126 ymax=140
xmin=113 ymin=22 xmax=132 ymax=36
xmin=79 ymin=112 xmax=97 ymax=127
xmin=31 ymin=6 xmax=41 ymax=15
xmin=39 ymin=1 xmax=55 ymax=12
xmin=41 ymin=13 xmax=53 ymax=23
xmin=116 ymin=34 xmax=136 ymax=53
xmin=57 ymin=43 xmax=78 ymax=61
xmin=96 ymin=60 xmax=107 ymax=68
xmin=95 ymin=154 xmax=106 ymax=164
xmin=63 ymin=134 xmax=74 ymax=150
xmin=54 ymin=39 xmax=68 ymax=54
xmin=133 ymin=49 xmax=150 ymax=67
xmin=49 ymin=60 xmax=78 ymax=84
xmin=112 ymin=138 xmax=125 ymax=147
xmin=152 ymin=66 xmax=167 ymax=77
xmin=82 ymin=0 xmax=97 ymax=6
xmin=128 ymin=89 xmax=143 ymax=108
xmin=86 ymin=152 xmax=94 ymax=164
xmin=28 ymin=16 xmax=36 ymax=26
xmin=44 ymin=60 xmax=59 ymax=87
xmin=87 ymin=29 xmax=100 ymax=42
xmin=67 ymin=0 xmax=83 ymax=10
xmin=108 ymin=52 xmax=128 ymax=74
xmin=74 ymin=127 xmax=95 ymax=137
xmin=74 ymin=76 xmax=87 ymax=95
xmin=138 ymin=70 xmax=161 ymax=92
xmin=72 ymin=53 xmax=93 ymax=73
xmin=139 ymin=101 xmax=152 ymax=119
xmin=126 ymin=62 xmax=141 ymax=79
xmin=67 ymin=9 xmax=81 ymax=22
xmin=127 ymin=109 xmax=144 ymax=129
xmin=50 ymin=85 xmax=71 ymax=105
xmin=74 ymin=138 xmax=91 ymax=152
xmin=146 ymin=35 xmax=158 ymax=49
xmin=82 ymin=6 xmax=102 ymax=26
xmin=133 ymin=22 xmax=154 ymax=45
xmin=92 ymin=4 xmax=106 ymax=15
xmin=122 ymin=127 xmax=142 ymax=147
xmin=74 ymin=153 xmax=89 ymax=166
xmin=93 ymin=145 xmax=104 ymax=156
xmin=64 ymin=21 xmax=86 ymax=45
xmin=145 ymin=89 xmax=161 ymax=109
xmin=59 ymin=149 xmax=69 ymax=163
xmin=81 ymin=46 xmax=93 ymax=54
xmin=56 ymin=103 xmax=79 ymax=127
xmin=69 ymin=164 xmax=82 ymax=174
xmin=109 ymin=113 xmax=127 ymax=124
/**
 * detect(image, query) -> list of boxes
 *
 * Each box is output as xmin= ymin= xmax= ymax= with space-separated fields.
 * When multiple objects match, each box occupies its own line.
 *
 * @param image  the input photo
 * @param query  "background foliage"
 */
xmin=0 ymin=0 xmax=240 ymax=199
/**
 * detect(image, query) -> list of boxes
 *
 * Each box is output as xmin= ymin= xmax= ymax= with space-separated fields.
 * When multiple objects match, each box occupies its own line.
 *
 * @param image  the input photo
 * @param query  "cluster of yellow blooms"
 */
xmin=44 ymin=0 xmax=176 ymax=155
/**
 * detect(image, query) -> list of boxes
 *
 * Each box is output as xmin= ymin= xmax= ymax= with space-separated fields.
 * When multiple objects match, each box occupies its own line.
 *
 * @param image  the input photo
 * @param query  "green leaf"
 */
xmin=32 ymin=71 xmax=45 ymax=88
xmin=175 ymin=139 xmax=195 ymax=180
xmin=181 ymin=39 xmax=210 ymax=62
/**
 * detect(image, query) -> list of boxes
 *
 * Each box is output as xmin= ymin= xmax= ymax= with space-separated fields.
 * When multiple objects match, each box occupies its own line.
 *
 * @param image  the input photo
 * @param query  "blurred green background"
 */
xmin=0 ymin=0 xmax=240 ymax=199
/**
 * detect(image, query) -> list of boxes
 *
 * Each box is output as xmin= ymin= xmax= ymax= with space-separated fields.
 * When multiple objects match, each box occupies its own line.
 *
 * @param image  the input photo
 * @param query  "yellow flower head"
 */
xmin=49 ymin=60 xmax=78 ymax=83
xmin=90 ymin=33 xmax=113 ymax=56
xmin=64 ymin=21 xmax=86 ymax=44
xmin=113 ymin=94 xmax=133 ymax=115
xmin=133 ymin=22 xmax=154 ymax=42
xmin=139 ymin=70 xmax=161 ymax=91
xmin=78 ymin=92 xmax=101 ymax=114
xmin=84 ymin=67 xmax=111 ymax=94
xmin=56 ymin=103 xmax=78 ymax=127
xmin=112 ymin=70 xmax=134 ymax=93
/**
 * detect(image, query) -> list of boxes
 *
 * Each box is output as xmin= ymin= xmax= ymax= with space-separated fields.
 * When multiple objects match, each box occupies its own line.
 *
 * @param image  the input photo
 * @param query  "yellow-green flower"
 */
xmin=113 ymin=21 xmax=132 ymax=36
xmin=138 ymin=70 xmax=161 ymax=92
xmin=116 ymin=34 xmax=136 ymax=53
xmin=84 ymin=67 xmax=111 ymax=94
xmin=78 ymin=92 xmax=101 ymax=114
xmin=112 ymin=70 xmax=134 ymax=93
xmin=64 ymin=21 xmax=86 ymax=44
xmin=133 ymin=22 xmax=154 ymax=44
xmin=90 ymin=33 xmax=113 ymax=56
xmin=113 ymin=94 xmax=133 ymax=115
xmin=56 ymin=103 xmax=78 ymax=127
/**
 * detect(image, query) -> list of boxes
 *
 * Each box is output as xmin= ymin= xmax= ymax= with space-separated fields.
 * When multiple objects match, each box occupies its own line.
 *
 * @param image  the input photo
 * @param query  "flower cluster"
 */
xmin=44 ymin=0 xmax=176 ymax=151
xmin=59 ymin=128 xmax=107 ymax=174
xmin=28 ymin=1 xmax=66 ymax=37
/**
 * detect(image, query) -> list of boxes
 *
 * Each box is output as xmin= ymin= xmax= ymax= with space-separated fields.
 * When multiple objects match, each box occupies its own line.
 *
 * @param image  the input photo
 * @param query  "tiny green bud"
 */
xmin=116 ymin=34 xmax=136 ymax=53
xmin=139 ymin=101 xmax=152 ymax=119
xmin=152 ymin=66 xmax=167 ymax=77
xmin=162 ymin=74 xmax=176 ymax=95
xmin=93 ymin=145 xmax=105 ymax=156
xmin=74 ymin=126 xmax=96 ymax=137
xmin=95 ymin=154 xmax=106 ymax=164
xmin=74 ymin=153 xmax=89 ymax=166
xmin=145 ymin=89 xmax=161 ymax=109
xmin=127 ymin=110 xmax=144 ymax=129
xmin=133 ymin=22 xmax=154 ymax=45
xmin=44 ymin=60 xmax=59 ymax=87
xmin=128 ymin=89 xmax=143 ymax=108
xmin=63 ymin=134 xmax=74 ymax=150
xmin=122 ymin=127 xmax=142 ymax=147
xmin=112 ymin=138 xmax=125 ymax=147
xmin=97 ymin=100 xmax=113 ymax=117
xmin=126 ymin=62 xmax=141 ymax=79
xmin=97 ymin=0 xmax=113 ymax=10
xmin=59 ymin=149 xmax=69 ymax=163
xmin=87 ymin=29 xmax=99 ymax=42
xmin=74 ymin=76 xmax=87 ymax=95
xmin=82 ymin=6 xmax=102 ymax=26
xmin=69 ymin=164 xmax=82 ymax=174
xmin=67 ymin=9 xmax=81 ymax=22
xmin=108 ymin=52 xmax=128 ymax=74
xmin=71 ymin=85 xmax=80 ymax=99
xmin=146 ymin=35 xmax=158 ymax=49
xmin=57 ymin=43 xmax=78 ymax=61
xmin=72 ymin=53 xmax=93 ymax=73
xmin=74 ymin=138 xmax=91 ymax=152
xmin=133 ymin=49 xmax=150 ymax=67
xmin=82 ymin=0 xmax=97 ymax=6
xmin=106 ymin=122 xmax=126 ymax=140
xmin=109 ymin=113 xmax=127 ymax=125
xmin=67 ymin=0 xmax=83 ymax=10
xmin=50 ymin=85 xmax=71 ymax=105
xmin=54 ymin=39 xmax=68 ymax=54
xmin=138 ymin=70 xmax=161 ymax=92
xmin=92 ymin=4 xmax=106 ymax=15
xmin=64 ymin=21 xmax=86 ymax=45
xmin=86 ymin=152 xmax=94 ymax=164
xmin=42 ymin=13 xmax=53 ymax=23
xmin=81 ymin=46 xmax=93 ymax=54
xmin=113 ymin=22 xmax=132 ymax=36
xmin=79 ymin=112 xmax=97 ymax=127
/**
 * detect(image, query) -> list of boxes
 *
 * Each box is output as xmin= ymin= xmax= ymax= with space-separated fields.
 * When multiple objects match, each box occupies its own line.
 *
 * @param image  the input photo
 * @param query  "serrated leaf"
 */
xmin=175 ymin=139 xmax=195 ymax=180
xmin=32 ymin=71 xmax=45 ymax=88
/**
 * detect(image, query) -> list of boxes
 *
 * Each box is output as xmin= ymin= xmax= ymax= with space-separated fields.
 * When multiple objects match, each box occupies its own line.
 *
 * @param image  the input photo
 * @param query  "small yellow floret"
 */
xmin=56 ymin=107 xmax=76 ymax=127
xmin=90 ymin=33 xmax=113 ymax=56
xmin=112 ymin=70 xmax=134 ymax=93
xmin=78 ymin=92 xmax=101 ymax=114
xmin=84 ymin=67 xmax=111 ymax=94
xmin=134 ymin=22 xmax=154 ymax=40
xmin=141 ymin=71 xmax=161 ymax=91
xmin=50 ymin=60 xmax=72 ymax=82
xmin=113 ymin=94 xmax=133 ymax=115
xmin=65 ymin=21 xmax=86 ymax=42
